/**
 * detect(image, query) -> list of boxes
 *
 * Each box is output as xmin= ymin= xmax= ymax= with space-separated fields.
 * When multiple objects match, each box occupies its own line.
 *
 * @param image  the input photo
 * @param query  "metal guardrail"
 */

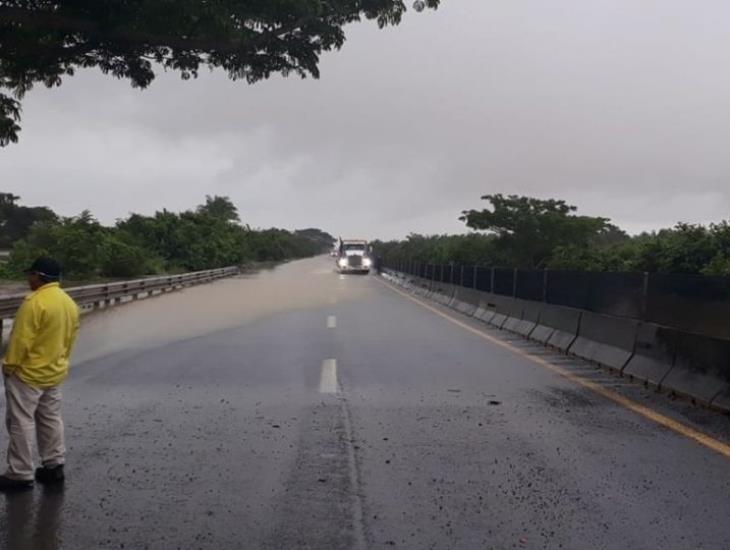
xmin=0 ymin=266 xmax=240 ymax=341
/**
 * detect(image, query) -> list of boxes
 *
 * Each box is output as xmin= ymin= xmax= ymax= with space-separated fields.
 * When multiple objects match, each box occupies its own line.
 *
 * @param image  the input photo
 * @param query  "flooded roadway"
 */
xmin=1 ymin=256 xmax=729 ymax=549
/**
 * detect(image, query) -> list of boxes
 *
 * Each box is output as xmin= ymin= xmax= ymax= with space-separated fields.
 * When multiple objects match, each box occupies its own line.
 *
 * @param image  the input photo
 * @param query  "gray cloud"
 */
xmin=2 ymin=0 xmax=730 ymax=239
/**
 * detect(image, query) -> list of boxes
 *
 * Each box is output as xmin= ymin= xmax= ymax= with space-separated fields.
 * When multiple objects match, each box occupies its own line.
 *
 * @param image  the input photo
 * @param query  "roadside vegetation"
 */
xmin=374 ymin=194 xmax=730 ymax=275
xmin=0 ymin=193 xmax=332 ymax=280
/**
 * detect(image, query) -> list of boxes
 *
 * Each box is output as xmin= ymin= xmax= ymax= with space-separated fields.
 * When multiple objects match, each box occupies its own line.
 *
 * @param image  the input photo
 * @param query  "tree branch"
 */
xmin=0 ymin=6 xmax=320 ymax=54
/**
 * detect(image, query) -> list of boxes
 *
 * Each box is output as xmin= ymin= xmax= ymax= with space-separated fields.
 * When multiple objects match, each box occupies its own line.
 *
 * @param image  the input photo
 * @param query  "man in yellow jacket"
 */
xmin=0 ymin=257 xmax=79 ymax=491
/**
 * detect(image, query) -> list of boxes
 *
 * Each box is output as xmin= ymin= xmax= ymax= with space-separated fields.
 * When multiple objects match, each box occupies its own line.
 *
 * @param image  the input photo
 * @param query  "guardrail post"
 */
xmin=459 ymin=264 xmax=464 ymax=287
xmin=490 ymin=267 xmax=495 ymax=294
xmin=543 ymin=268 xmax=549 ymax=302
xmin=473 ymin=266 xmax=478 ymax=290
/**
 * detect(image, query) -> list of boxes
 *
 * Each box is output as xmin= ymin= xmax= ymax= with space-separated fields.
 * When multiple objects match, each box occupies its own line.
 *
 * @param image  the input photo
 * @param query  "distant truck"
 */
xmin=335 ymin=239 xmax=373 ymax=274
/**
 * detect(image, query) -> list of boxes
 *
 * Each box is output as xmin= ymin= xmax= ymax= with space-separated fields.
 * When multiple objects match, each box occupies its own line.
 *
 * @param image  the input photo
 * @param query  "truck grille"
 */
xmin=349 ymin=255 xmax=362 ymax=267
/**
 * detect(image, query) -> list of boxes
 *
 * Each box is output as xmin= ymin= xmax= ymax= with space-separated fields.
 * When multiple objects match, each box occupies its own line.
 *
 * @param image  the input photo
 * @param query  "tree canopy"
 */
xmin=0 ymin=193 xmax=334 ymax=279
xmin=460 ymin=194 xmax=614 ymax=269
xmin=0 ymin=192 xmax=57 ymax=248
xmin=197 ymin=195 xmax=240 ymax=223
xmin=0 ymin=0 xmax=440 ymax=145
xmin=374 ymin=194 xmax=730 ymax=275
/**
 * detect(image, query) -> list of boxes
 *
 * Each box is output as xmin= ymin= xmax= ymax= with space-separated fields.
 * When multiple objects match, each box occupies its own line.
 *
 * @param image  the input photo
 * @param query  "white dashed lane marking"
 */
xmin=319 ymin=359 xmax=339 ymax=394
xmin=327 ymin=315 xmax=337 ymax=329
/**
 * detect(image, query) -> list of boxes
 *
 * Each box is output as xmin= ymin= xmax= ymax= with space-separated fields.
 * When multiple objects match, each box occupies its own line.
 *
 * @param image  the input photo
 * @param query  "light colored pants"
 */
xmin=3 ymin=374 xmax=65 ymax=481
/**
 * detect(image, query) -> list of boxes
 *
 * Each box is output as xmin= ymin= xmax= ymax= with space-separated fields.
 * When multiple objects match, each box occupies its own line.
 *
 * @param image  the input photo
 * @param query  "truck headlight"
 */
xmin=363 ymin=257 xmax=372 ymax=267
xmin=338 ymin=258 xmax=348 ymax=267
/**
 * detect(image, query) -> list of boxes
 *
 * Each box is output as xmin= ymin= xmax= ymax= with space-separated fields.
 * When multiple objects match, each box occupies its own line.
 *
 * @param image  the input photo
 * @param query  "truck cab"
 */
xmin=336 ymin=239 xmax=372 ymax=274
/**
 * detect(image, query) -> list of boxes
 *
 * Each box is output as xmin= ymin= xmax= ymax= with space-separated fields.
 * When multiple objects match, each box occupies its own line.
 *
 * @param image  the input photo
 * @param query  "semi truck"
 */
xmin=335 ymin=239 xmax=373 ymax=274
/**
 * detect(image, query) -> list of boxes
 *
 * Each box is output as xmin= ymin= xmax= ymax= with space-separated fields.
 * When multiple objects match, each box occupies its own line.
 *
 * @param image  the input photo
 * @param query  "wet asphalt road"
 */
xmin=1 ymin=256 xmax=729 ymax=550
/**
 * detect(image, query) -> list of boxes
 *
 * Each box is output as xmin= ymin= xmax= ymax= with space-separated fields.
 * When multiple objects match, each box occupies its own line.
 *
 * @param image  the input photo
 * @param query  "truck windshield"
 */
xmin=343 ymin=244 xmax=366 ymax=252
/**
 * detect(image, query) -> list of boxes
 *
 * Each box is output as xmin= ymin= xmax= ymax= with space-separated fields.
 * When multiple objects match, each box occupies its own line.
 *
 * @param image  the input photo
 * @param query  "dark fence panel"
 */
xmin=546 ymin=270 xmax=590 ymax=309
xmin=462 ymin=265 xmax=475 ymax=288
xmin=647 ymin=273 xmax=730 ymax=339
xmin=384 ymin=259 xmax=730 ymax=340
xmin=475 ymin=267 xmax=492 ymax=292
xmin=515 ymin=270 xmax=544 ymax=301
xmin=443 ymin=265 xmax=451 ymax=284
xmin=493 ymin=268 xmax=514 ymax=296
xmin=587 ymin=272 xmax=644 ymax=318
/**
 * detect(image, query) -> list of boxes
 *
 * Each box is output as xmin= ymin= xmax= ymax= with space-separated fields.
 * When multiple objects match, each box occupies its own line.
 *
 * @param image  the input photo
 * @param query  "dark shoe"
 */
xmin=35 ymin=464 xmax=64 ymax=485
xmin=0 ymin=474 xmax=34 ymax=492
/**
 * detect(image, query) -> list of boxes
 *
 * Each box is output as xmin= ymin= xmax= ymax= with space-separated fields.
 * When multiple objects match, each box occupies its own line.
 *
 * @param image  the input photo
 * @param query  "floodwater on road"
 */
xmin=73 ymin=257 xmax=362 ymax=365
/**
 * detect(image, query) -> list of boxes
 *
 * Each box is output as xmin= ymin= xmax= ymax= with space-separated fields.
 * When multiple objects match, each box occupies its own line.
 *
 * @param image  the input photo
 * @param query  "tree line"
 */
xmin=373 ymin=195 xmax=730 ymax=275
xmin=0 ymin=193 xmax=333 ymax=280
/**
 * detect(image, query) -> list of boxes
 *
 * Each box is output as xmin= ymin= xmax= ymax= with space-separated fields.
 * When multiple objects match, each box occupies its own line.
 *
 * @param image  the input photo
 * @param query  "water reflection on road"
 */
xmin=1 ymin=486 xmax=64 ymax=550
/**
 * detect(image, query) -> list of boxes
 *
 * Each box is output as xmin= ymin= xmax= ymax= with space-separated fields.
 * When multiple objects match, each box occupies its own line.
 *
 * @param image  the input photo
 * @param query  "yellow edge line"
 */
xmin=376 ymin=277 xmax=730 ymax=461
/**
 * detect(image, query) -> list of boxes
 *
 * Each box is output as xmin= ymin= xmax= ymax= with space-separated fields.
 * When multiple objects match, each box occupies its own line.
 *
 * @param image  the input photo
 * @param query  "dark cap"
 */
xmin=26 ymin=257 xmax=62 ymax=279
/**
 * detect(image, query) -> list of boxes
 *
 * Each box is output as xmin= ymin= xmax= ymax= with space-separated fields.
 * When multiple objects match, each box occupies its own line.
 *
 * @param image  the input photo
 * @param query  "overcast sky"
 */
xmin=2 ymin=0 xmax=730 ymax=240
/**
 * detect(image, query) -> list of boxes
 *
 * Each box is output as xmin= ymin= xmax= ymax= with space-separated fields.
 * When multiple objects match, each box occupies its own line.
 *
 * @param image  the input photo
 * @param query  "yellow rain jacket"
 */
xmin=3 ymin=282 xmax=80 ymax=388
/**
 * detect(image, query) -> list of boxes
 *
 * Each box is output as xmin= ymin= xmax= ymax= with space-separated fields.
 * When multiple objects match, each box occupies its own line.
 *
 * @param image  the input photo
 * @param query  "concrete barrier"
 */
xmin=430 ymin=282 xmax=455 ymax=305
xmin=395 ymin=273 xmax=413 ymax=290
xmin=449 ymin=287 xmax=481 ymax=316
xmin=501 ymin=300 xmax=526 ymax=333
xmin=482 ymin=295 xmax=515 ymax=329
xmin=410 ymin=276 xmax=432 ymax=297
xmin=568 ymin=312 xmax=639 ymax=371
xmin=473 ymin=293 xmax=496 ymax=324
xmin=622 ymin=323 xmax=676 ymax=386
xmin=661 ymin=331 xmax=730 ymax=409
xmin=531 ymin=304 xmax=581 ymax=350
xmin=712 ymin=386 xmax=730 ymax=412
xmin=512 ymin=301 xmax=543 ymax=337
xmin=382 ymin=268 xmax=730 ymax=413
